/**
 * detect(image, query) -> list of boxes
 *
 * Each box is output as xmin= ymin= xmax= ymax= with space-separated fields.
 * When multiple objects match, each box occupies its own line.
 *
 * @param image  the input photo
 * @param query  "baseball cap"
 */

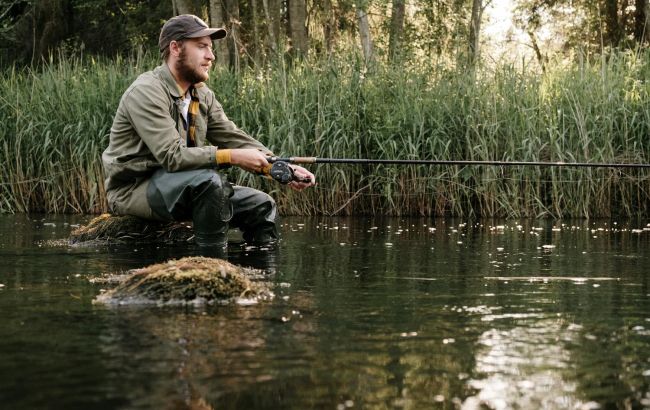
xmin=159 ymin=14 xmax=227 ymax=52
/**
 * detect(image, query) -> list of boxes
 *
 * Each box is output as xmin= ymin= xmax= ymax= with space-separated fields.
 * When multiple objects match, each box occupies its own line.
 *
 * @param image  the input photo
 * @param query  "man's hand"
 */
xmin=288 ymin=165 xmax=316 ymax=191
xmin=230 ymin=150 xmax=316 ymax=190
xmin=230 ymin=149 xmax=270 ymax=173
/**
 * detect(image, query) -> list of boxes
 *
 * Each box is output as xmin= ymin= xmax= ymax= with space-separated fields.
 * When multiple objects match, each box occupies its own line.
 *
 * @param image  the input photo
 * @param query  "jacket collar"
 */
xmin=156 ymin=63 xmax=206 ymax=98
xmin=156 ymin=63 xmax=183 ymax=98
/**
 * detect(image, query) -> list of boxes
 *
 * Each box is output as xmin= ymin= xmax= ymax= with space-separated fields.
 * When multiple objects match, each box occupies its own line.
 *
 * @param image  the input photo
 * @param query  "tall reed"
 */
xmin=0 ymin=51 xmax=648 ymax=217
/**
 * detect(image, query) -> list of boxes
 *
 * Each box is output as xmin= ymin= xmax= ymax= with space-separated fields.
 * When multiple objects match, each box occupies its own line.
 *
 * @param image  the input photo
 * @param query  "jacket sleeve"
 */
xmin=123 ymin=82 xmax=217 ymax=172
xmin=204 ymin=91 xmax=272 ymax=155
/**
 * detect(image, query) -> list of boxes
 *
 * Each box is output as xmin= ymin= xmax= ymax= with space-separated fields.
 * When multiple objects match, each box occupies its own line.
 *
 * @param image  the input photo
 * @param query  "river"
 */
xmin=1 ymin=214 xmax=649 ymax=409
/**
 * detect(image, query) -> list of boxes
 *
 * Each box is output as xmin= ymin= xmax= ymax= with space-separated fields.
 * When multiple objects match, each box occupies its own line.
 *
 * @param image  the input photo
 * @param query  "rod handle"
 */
xmin=268 ymin=156 xmax=317 ymax=164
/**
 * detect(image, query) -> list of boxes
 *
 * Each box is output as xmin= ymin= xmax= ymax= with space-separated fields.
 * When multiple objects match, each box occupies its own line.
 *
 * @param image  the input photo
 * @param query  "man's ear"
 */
xmin=169 ymin=40 xmax=182 ymax=57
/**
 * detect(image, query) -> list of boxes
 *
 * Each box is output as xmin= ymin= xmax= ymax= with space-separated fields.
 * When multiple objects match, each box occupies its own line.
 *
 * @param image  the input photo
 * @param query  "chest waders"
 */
xmin=146 ymin=168 xmax=278 ymax=247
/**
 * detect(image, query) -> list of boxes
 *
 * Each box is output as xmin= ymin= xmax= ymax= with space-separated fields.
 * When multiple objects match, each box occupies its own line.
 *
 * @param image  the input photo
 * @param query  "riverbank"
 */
xmin=1 ymin=51 xmax=649 ymax=217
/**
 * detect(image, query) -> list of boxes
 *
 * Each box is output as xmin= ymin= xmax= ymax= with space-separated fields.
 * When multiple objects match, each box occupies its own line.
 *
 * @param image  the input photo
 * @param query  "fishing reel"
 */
xmin=268 ymin=161 xmax=311 ymax=184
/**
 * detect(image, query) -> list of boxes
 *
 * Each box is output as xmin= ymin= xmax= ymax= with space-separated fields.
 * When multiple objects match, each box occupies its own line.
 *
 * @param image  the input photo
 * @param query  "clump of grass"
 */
xmin=1 ymin=51 xmax=649 ymax=217
xmin=69 ymin=213 xmax=193 ymax=244
xmin=94 ymin=256 xmax=270 ymax=305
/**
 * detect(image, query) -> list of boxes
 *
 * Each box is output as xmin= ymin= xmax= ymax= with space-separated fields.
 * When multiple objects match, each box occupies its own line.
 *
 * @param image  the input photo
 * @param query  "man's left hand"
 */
xmin=288 ymin=165 xmax=316 ymax=191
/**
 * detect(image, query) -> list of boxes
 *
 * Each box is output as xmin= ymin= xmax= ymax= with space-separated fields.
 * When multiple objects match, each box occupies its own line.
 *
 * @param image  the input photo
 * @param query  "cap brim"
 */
xmin=186 ymin=27 xmax=227 ymax=40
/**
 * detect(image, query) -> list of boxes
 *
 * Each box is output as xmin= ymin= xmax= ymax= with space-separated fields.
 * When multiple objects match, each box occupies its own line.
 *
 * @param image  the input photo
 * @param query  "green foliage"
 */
xmin=0 ymin=0 xmax=169 ymax=64
xmin=513 ymin=0 xmax=649 ymax=56
xmin=0 ymin=53 xmax=156 ymax=212
xmin=0 ymin=50 xmax=649 ymax=217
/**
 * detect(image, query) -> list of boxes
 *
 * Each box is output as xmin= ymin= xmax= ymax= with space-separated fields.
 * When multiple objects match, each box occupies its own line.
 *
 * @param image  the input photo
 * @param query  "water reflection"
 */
xmin=465 ymin=320 xmax=583 ymax=409
xmin=95 ymin=291 xmax=318 ymax=409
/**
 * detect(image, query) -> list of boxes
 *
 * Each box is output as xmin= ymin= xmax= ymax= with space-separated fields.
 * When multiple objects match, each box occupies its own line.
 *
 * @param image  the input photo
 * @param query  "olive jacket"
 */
xmin=102 ymin=63 xmax=270 ymax=219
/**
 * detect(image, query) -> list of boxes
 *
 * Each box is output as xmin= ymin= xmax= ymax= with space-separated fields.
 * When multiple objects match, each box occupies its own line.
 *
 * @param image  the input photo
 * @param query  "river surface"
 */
xmin=0 ymin=214 xmax=649 ymax=409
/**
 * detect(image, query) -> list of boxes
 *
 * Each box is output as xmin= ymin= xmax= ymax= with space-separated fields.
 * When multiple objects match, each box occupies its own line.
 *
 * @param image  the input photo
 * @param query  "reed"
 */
xmin=0 ymin=51 xmax=648 ymax=217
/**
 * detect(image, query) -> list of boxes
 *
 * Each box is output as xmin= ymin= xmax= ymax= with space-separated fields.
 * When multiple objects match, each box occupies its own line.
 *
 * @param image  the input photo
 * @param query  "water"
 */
xmin=1 ymin=215 xmax=649 ymax=409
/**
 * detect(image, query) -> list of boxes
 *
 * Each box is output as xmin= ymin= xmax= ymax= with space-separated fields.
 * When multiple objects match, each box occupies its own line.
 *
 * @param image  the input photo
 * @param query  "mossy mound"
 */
xmin=94 ymin=256 xmax=271 ymax=305
xmin=70 ymin=213 xmax=193 ymax=245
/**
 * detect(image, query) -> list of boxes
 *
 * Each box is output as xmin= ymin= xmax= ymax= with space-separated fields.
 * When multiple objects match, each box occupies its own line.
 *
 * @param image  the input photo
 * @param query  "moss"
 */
xmin=95 ymin=256 xmax=271 ymax=304
xmin=70 ymin=213 xmax=193 ymax=244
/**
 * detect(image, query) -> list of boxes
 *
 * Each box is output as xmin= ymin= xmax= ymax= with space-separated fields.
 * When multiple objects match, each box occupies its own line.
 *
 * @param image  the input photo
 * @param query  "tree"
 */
xmin=468 ymin=0 xmax=484 ymax=65
xmin=321 ymin=0 xmax=337 ymax=54
xmin=602 ymin=0 xmax=623 ymax=46
xmin=388 ymin=0 xmax=405 ymax=62
xmin=262 ymin=0 xmax=281 ymax=54
xmin=288 ymin=0 xmax=308 ymax=56
xmin=633 ymin=0 xmax=650 ymax=43
xmin=173 ymin=0 xmax=194 ymax=14
xmin=225 ymin=0 xmax=241 ymax=71
xmin=249 ymin=0 xmax=260 ymax=65
xmin=356 ymin=1 xmax=373 ymax=62
xmin=209 ymin=0 xmax=229 ymax=66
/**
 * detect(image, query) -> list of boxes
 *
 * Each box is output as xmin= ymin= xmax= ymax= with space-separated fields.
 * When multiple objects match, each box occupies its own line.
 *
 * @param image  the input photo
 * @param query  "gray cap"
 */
xmin=159 ymin=14 xmax=227 ymax=52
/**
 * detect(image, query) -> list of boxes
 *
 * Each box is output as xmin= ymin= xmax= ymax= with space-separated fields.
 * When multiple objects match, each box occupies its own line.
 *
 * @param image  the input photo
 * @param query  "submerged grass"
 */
xmin=1 ymin=51 xmax=649 ymax=217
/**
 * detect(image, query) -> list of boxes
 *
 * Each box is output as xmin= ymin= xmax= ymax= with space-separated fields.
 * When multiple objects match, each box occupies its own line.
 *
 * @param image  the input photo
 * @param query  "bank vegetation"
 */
xmin=0 ymin=50 xmax=649 ymax=218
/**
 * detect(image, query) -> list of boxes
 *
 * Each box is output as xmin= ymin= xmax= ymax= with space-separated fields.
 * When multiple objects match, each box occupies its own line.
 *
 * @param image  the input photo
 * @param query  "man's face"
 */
xmin=175 ymin=36 xmax=215 ymax=84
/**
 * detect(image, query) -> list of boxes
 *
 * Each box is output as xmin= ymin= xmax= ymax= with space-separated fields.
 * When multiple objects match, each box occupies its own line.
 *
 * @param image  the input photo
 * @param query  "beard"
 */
xmin=175 ymin=48 xmax=208 ymax=84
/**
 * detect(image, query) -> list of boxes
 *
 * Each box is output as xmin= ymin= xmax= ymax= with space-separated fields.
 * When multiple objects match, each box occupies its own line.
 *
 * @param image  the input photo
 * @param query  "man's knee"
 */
xmin=148 ymin=169 xmax=233 ymax=221
xmin=191 ymin=172 xmax=234 ymax=223
xmin=256 ymin=191 xmax=277 ymax=213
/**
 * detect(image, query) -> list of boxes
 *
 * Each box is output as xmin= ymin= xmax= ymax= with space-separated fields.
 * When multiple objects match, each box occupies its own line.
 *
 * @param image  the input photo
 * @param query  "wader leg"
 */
xmin=146 ymin=169 xmax=233 ymax=247
xmin=230 ymin=186 xmax=279 ymax=244
xmin=146 ymin=169 xmax=278 ymax=247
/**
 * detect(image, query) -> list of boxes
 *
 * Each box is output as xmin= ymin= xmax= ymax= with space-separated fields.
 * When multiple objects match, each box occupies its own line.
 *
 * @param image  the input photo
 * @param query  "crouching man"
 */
xmin=102 ymin=14 xmax=315 ymax=247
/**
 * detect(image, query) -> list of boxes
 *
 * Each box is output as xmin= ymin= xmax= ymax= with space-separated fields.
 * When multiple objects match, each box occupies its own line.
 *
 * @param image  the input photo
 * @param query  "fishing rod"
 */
xmin=270 ymin=156 xmax=650 ymax=168
xmin=265 ymin=156 xmax=650 ymax=184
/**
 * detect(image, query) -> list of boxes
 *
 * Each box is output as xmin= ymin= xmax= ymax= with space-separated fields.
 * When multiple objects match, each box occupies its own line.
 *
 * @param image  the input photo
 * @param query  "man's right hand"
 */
xmin=230 ymin=149 xmax=270 ymax=174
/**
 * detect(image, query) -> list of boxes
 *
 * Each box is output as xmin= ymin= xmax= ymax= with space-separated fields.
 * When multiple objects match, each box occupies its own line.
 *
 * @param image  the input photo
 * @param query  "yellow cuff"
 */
xmin=216 ymin=149 xmax=232 ymax=165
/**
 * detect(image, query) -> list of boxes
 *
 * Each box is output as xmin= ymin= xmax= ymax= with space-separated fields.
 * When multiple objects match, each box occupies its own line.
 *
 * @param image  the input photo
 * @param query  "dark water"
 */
xmin=1 ymin=215 xmax=649 ymax=409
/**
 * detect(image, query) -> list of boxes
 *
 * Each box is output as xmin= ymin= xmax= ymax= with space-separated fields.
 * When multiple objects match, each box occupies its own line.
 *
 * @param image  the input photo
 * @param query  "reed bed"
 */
xmin=0 ymin=51 xmax=649 ymax=217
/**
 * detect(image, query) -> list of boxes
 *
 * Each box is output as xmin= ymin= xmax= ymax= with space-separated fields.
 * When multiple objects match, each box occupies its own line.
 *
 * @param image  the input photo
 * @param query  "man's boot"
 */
xmin=191 ymin=173 xmax=233 ymax=248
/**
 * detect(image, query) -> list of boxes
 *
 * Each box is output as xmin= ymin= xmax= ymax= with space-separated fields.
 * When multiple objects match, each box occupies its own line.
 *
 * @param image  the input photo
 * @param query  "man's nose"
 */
xmin=206 ymin=48 xmax=215 ymax=61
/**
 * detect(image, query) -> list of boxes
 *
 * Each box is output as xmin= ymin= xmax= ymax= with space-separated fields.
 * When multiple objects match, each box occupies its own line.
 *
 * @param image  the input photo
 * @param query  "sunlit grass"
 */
xmin=0 ymin=51 xmax=649 ymax=217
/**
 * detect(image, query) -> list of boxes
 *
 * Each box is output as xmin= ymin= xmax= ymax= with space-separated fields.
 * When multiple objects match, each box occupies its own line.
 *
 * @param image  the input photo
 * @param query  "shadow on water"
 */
xmin=0 ymin=214 xmax=649 ymax=409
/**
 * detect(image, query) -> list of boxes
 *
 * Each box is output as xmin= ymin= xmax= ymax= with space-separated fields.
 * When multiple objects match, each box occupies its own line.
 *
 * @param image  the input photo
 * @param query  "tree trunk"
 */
xmin=288 ymin=0 xmax=308 ymax=56
xmin=174 ymin=0 xmax=193 ymax=15
xmin=250 ymin=0 xmax=259 ymax=66
xmin=261 ymin=0 xmax=278 ymax=52
xmin=225 ymin=0 xmax=240 ymax=72
xmin=634 ymin=0 xmax=650 ymax=43
xmin=527 ymin=30 xmax=546 ymax=73
xmin=356 ymin=3 xmax=373 ymax=63
xmin=270 ymin=0 xmax=281 ymax=49
xmin=603 ymin=0 xmax=621 ymax=46
xmin=646 ymin=0 xmax=650 ymax=42
xmin=209 ymin=0 xmax=229 ymax=67
xmin=468 ymin=0 xmax=483 ymax=65
xmin=322 ymin=0 xmax=337 ymax=54
xmin=388 ymin=0 xmax=406 ymax=62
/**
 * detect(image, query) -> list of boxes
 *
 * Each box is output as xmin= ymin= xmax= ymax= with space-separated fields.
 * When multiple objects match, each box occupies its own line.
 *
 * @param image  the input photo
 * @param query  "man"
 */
xmin=102 ymin=14 xmax=315 ymax=248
